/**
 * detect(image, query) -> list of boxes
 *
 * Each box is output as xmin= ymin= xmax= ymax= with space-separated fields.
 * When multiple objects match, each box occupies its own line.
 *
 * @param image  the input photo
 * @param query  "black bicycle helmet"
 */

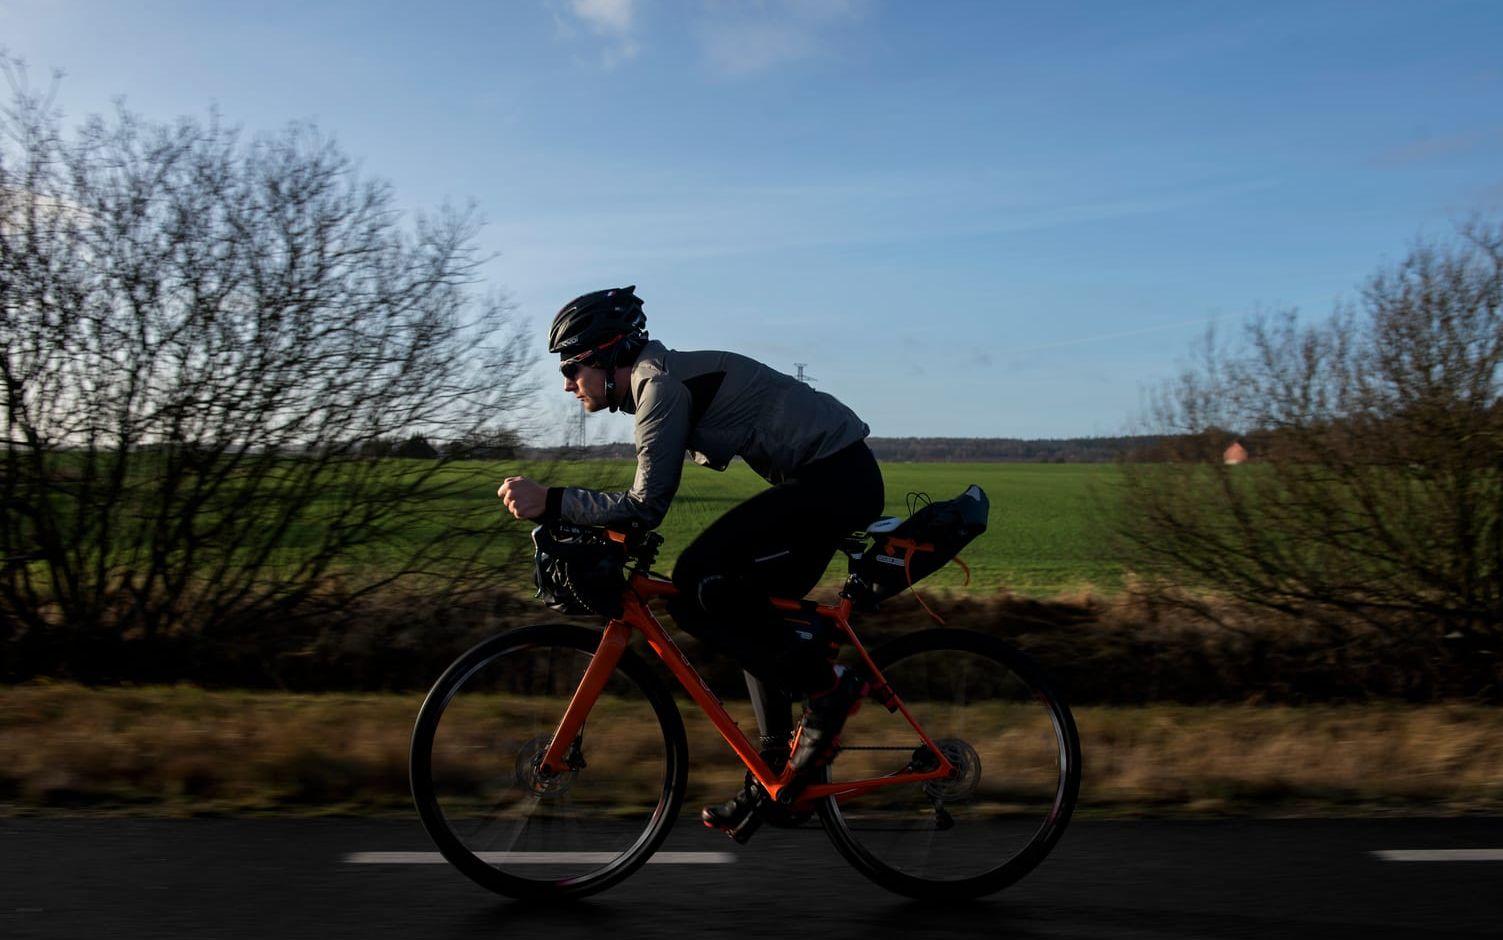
xmin=549 ymin=285 xmax=648 ymax=412
xmin=549 ymin=285 xmax=647 ymax=357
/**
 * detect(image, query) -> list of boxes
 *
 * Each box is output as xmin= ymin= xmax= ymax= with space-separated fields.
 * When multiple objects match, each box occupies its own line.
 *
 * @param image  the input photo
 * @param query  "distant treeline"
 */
xmin=867 ymin=436 xmax=1159 ymax=462
xmin=525 ymin=435 xmax=1163 ymax=463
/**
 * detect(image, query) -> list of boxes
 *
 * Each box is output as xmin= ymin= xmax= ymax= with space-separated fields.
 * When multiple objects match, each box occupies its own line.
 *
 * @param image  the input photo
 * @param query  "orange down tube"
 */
xmin=611 ymin=577 xmax=958 ymax=808
xmin=537 ymin=618 xmax=632 ymax=776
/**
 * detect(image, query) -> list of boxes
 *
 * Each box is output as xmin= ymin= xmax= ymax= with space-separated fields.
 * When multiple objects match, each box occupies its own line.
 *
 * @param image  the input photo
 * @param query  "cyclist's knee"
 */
xmin=672 ymin=567 xmax=756 ymax=618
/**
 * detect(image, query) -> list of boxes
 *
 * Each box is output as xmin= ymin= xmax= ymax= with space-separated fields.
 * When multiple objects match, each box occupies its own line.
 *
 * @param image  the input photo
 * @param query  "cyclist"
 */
xmin=498 ymin=285 xmax=884 ymax=833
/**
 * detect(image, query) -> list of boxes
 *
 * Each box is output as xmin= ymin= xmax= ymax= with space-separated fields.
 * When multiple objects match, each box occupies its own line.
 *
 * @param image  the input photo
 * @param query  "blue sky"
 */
xmin=4 ymin=0 xmax=1502 ymax=439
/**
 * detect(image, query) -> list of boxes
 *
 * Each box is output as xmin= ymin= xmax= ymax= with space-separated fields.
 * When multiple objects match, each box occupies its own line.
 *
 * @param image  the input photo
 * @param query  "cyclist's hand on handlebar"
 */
xmin=498 ymin=476 xmax=547 ymax=520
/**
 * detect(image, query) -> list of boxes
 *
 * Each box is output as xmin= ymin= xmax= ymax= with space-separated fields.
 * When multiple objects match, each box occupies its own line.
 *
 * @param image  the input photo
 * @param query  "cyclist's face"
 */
xmin=563 ymin=363 xmax=610 ymax=412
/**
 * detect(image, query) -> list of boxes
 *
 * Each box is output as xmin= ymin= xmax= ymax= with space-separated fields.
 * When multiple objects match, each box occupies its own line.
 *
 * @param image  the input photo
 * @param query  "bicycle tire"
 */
xmin=410 ymin=623 xmax=689 ymax=901
xmin=818 ymin=628 xmax=1081 ymax=900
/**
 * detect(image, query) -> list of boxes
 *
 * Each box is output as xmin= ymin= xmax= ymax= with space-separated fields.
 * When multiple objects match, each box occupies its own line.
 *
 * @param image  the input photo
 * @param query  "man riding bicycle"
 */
xmin=498 ymin=285 xmax=884 ymax=834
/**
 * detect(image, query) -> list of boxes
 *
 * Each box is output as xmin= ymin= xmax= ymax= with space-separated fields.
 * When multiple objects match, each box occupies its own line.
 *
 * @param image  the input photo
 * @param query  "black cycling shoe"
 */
xmin=702 ymin=736 xmax=788 ymax=835
xmin=701 ymin=774 xmax=759 ymax=831
xmin=787 ymin=667 xmax=870 ymax=778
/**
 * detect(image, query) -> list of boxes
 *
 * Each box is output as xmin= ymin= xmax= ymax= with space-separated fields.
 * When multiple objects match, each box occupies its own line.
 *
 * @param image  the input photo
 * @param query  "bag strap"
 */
xmin=885 ymin=537 xmax=969 ymax=626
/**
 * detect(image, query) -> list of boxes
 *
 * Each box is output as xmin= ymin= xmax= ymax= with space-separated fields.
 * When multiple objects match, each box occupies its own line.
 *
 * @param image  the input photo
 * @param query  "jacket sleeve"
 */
xmin=558 ymin=375 xmax=690 ymax=529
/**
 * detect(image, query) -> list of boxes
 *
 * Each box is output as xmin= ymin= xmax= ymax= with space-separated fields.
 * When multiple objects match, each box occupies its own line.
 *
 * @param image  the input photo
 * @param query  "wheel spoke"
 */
xmin=484 ymin=792 xmax=544 ymax=855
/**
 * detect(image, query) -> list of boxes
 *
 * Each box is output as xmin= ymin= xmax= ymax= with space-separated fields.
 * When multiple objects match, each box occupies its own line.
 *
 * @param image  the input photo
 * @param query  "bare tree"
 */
xmin=1116 ymin=222 xmax=1503 ymax=695
xmin=0 ymin=62 xmax=536 ymax=681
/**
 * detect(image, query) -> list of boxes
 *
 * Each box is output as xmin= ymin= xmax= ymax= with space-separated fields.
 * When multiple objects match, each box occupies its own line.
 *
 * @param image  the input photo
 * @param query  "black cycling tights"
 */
xmin=667 ymin=440 xmax=884 ymax=746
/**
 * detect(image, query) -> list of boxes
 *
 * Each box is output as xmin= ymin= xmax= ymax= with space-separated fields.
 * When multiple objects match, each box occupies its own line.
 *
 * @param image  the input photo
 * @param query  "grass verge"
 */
xmin=2 ymin=683 xmax=1499 ymax=817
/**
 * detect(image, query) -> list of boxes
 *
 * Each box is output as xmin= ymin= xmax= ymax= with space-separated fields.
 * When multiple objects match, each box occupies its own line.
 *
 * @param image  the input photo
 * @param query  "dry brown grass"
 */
xmin=0 ymin=682 xmax=418 ymax=812
xmin=2 ymin=682 xmax=1500 ymax=816
xmin=1078 ymin=704 xmax=1503 ymax=814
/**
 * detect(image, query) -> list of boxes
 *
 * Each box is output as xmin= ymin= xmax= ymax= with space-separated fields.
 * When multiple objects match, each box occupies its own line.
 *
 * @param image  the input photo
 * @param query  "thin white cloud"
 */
xmin=1002 ymin=313 xmax=1236 ymax=357
xmin=488 ymin=173 xmax=1279 ymax=274
xmin=572 ymin=0 xmax=634 ymax=33
xmin=559 ymin=0 xmax=641 ymax=67
xmin=694 ymin=0 xmax=865 ymax=76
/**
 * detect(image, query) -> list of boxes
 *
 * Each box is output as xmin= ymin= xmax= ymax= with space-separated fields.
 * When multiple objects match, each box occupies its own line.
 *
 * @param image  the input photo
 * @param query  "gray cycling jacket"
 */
xmin=550 ymin=340 xmax=869 ymax=529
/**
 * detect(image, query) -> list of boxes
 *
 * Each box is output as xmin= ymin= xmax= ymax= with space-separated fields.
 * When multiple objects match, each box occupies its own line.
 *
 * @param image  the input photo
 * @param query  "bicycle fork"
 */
xmin=536 ymin=619 xmax=632 ymax=777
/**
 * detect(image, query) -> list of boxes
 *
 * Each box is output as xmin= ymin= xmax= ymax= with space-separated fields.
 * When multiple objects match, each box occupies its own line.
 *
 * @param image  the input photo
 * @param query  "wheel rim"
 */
xmin=825 ymin=642 xmax=1074 ymax=886
xmin=420 ymin=638 xmax=675 ymax=888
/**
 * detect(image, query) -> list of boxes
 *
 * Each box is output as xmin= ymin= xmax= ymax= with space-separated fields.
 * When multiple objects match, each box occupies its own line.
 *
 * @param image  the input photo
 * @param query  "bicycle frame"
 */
xmin=537 ymin=572 xmax=957 ymax=809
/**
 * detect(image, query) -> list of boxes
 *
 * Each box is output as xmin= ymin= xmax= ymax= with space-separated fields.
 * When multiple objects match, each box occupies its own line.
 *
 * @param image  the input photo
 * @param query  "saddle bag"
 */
xmin=858 ymin=484 xmax=989 ymax=601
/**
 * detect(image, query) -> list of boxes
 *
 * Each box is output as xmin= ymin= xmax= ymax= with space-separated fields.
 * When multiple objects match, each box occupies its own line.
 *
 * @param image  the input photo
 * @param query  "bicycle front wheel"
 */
xmin=410 ymin=623 xmax=688 ymax=901
xmin=819 ymin=628 xmax=1081 ymax=900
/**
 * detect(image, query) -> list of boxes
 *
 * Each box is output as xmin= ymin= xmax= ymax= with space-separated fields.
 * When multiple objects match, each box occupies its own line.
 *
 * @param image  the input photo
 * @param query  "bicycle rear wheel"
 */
xmin=410 ymin=623 xmax=688 ymax=900
xmin=819 ymin=628 xmax=1080 ymax=900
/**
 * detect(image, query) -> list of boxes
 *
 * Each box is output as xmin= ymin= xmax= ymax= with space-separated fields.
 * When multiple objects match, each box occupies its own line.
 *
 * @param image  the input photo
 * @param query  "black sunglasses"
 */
xmin=559 ymin=353 xmax=593 ymax=380
xmin=559 ymin=333 xmax=626 ymax=380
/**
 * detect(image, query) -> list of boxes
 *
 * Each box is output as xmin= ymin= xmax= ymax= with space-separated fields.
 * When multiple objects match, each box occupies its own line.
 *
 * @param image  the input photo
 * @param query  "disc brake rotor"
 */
xmin=514 ymin=733 xmax=578 ymax=797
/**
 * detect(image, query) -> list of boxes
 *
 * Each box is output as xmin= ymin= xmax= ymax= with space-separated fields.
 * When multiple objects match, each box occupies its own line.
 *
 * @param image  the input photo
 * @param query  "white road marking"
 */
xmin=1373 ymin=849 xmax=1503 ymax=862
xmin=346 ymin=851 xmax=736 ymax=865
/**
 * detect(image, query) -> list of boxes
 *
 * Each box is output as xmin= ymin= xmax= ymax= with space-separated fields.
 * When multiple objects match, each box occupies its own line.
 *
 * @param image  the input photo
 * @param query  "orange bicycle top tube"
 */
xmin=628 ymin=571 xmax=678 ymax=600
xmin=627 ymin=571 xmax=854 ymax=622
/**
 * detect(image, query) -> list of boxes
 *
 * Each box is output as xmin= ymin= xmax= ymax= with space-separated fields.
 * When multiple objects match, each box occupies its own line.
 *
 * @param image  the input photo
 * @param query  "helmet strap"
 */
xmin=603 ymin=335 xmax=644 ymax=413
xmin=605 ymin=369 xmax=620 ymax=413
xmin=602 ymin=346 xmax=623 ymax=413
xmin=567 ymin=332 xmax=641 ymax=413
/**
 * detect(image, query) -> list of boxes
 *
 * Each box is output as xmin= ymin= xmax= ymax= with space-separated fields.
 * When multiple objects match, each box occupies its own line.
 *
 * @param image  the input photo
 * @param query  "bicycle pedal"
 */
xmin=728 ymin=809 xmax=763 ymax=844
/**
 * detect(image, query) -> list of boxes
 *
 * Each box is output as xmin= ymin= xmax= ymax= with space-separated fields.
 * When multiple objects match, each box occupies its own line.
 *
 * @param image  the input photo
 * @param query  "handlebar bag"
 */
xmin=531 ymin=523 xmax=627 ymax=618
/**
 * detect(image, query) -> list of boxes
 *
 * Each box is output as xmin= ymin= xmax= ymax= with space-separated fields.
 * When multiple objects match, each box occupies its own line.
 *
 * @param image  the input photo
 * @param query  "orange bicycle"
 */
xmin=409 ymin=506 xmax=1080 ymax=902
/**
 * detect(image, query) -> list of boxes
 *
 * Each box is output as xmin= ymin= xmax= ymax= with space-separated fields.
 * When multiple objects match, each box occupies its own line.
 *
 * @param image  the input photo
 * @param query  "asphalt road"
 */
xmin=3 ymin=816 xmax=1501 ymax=939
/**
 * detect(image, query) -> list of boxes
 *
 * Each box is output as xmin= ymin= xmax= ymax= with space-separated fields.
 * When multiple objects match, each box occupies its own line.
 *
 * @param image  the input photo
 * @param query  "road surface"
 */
xmin=3 ymin=816 xmax=1500 ymax=939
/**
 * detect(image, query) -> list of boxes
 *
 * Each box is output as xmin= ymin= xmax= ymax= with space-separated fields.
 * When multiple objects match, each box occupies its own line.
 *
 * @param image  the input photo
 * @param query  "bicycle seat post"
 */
xmin=832 ymin=532 xmax=874 ymax=610
xmin=632 ymin=531 xmax=664 ymax=574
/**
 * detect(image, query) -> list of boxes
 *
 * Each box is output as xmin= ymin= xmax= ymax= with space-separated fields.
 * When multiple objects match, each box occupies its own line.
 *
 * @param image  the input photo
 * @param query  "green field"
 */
xmin=485 ymin=459 xmax=1123 ymax=596
xmin=59 ymin=457 xmax=1122 ymax=599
